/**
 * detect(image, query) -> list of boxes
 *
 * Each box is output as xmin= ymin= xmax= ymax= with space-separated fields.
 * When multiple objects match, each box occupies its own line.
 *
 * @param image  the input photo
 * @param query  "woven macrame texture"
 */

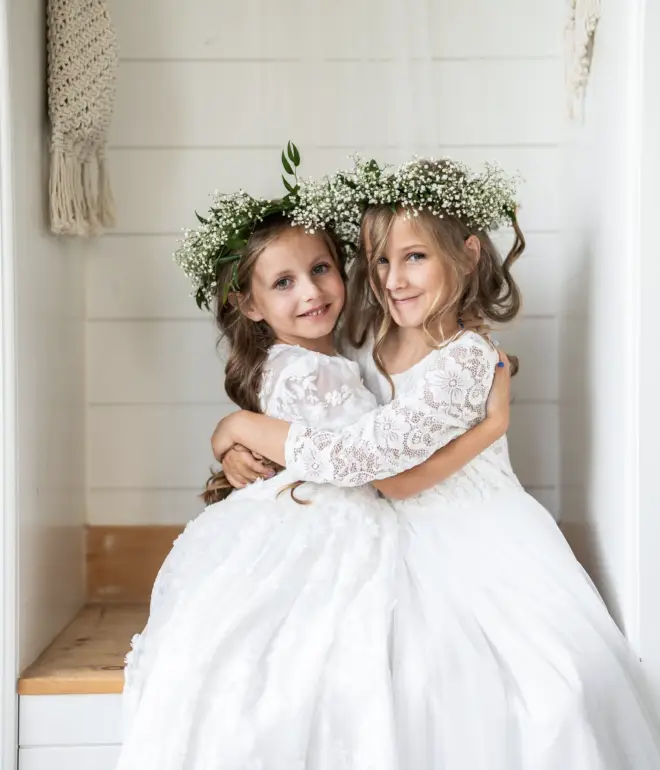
xmin=47 ymin=0 xmax=119 ymax=235
xmin=565 ymin=0 xmax=601 ymax=121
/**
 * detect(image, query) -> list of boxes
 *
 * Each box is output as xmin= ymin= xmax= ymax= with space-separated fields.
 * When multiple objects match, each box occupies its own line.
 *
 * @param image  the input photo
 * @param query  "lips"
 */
xmin=299 ymin=303 xmax=331 ymax=318
xmin=391 ymin=295 xmax=421 ymax=305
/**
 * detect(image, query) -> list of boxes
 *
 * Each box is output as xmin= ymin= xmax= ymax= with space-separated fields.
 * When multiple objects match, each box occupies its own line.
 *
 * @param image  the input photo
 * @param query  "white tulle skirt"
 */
xmin=391 ymin=488 xmax=660 ymax=770
xmin=117 ymin=474 xmax=399 ymax=770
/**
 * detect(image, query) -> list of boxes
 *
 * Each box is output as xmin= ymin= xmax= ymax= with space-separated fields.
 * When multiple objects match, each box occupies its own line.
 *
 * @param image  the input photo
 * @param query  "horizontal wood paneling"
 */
xmin=88 ymin=489 xmax=205 ymax=526
xmin=87 ymin=232 xmax=560 ymax=320
xmin=112 ymin=0 xmax=562 ymax=60
xmin=110 ymin=60 xmax=561 ymax=148
xmin=84 ymin=0 xmax=562 ymax=525
xmin=88 ymin=484 xmax=559 ymax=526
xmin=107 ymin=146 xmax=560 ymax=234
xmin=88 ymin=402 xmax=557 ymax=491
xmin=87 ymin=317 xmax=557 ymax=405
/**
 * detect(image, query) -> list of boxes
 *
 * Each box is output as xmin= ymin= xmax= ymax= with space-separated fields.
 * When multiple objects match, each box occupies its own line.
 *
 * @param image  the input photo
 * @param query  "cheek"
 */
xmin=323 ymin=270 xmax=346 ymax=300
xmin=421 ymin=261 xmax=448 ymax=292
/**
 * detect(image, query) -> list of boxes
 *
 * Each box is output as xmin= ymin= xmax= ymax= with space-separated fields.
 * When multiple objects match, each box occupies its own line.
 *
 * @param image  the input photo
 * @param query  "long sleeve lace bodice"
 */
xmin=287 ymin=332 xmax=521 ymax=500
xmin=259 ymin=344 xmax=378 ymax=429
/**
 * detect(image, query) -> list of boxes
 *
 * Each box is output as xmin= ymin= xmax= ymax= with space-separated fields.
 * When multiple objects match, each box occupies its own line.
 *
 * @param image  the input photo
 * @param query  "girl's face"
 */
xmin=370 ymin=215 xmax=454 ymax=330
xmin=243 ymin=228 xmax=345 ymax=351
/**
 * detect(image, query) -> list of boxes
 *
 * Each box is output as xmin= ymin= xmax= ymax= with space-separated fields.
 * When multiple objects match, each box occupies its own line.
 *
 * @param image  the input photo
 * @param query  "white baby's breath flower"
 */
xmin=173 ymin=148 xmax=520 ymax=310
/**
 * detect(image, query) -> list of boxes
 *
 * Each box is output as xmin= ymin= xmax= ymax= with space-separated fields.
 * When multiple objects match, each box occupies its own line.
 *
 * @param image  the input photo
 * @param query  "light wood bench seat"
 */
xmin=18 ymin=604 xmax=148 ymax=695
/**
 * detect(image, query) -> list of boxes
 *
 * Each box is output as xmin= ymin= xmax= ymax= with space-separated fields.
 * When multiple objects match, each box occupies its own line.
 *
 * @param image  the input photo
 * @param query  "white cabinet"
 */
xmin=19 ymin=694 xmax=122 ymax=770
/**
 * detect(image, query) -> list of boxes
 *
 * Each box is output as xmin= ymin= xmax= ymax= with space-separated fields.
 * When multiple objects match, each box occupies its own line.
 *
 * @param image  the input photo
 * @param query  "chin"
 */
xmin=390 ymin=310 xmax=425 ymax=329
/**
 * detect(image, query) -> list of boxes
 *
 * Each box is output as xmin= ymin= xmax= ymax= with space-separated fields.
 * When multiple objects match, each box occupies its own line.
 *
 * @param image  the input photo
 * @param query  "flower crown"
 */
xmin=174 ymin=146 xmax=520 ymax=310
xmin=290 ymin=156 xmax=520 ymax=255
xmin=175 ymin=142 xmax=315 ymax=310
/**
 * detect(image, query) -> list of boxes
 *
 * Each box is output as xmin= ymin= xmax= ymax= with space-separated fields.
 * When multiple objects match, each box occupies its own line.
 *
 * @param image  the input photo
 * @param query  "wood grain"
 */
xmin=18 ymin=604 xmax=148 ymax=695
xmin=86 ymin=524 xmax=184 ymax=604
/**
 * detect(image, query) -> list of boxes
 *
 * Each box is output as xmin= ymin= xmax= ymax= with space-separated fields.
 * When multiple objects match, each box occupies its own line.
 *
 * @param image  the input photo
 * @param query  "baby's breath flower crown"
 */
xmin=175 ymin=142 xmax=318 ymax=310
xmin=174 ymin=146 xmax=520 ymax=310
xmin=293 ymin=156 xmax=521 ymax=256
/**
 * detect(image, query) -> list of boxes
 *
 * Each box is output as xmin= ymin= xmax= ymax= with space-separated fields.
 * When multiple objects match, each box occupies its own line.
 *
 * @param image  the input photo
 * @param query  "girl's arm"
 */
xmin=213 ymin=336 xmax=505 ymax=488
xmin=373 ymin=348 xmax=510 ymax=499
xmin=216 ymin=385 xmax=507 ymax=498
xmin=371 ymin=415 xmax=505 ymax=500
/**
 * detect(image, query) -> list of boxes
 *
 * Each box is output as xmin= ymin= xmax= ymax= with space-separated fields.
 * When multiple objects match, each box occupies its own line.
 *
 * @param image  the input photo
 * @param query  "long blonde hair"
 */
xmin=202 ymin=213 xmax=347 ymax=505
xmin=343 ymin=204 xmax=524 ymax=387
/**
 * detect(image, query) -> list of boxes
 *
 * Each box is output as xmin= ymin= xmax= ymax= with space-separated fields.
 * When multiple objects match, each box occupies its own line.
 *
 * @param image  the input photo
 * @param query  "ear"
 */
xmin=464 ymin=235 xmax=481 ymax=270
xmin=233 ymin=293 xmax=264 ymax=322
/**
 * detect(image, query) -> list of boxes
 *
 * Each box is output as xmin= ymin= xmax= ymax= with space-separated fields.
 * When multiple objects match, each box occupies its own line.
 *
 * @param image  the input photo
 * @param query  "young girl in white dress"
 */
xmin=117 ymin=156 xmax=511 ymax=770
xmin=212 ymin=157 xmax=660 ymax=769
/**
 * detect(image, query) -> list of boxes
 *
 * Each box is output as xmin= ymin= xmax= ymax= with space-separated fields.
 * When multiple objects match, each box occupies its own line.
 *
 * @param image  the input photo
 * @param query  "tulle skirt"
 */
xmin=391 ymin=488 xmax=660 ymax=770
xmin=118 ymin=475 xmax=399 ymax=770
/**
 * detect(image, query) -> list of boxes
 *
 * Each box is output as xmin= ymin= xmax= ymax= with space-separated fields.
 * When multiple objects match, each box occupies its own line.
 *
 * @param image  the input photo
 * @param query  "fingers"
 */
xmin=222 ymin=448 xmax=275 ymax=486
xmin=224 ymin=472 xmax=248 ymax=490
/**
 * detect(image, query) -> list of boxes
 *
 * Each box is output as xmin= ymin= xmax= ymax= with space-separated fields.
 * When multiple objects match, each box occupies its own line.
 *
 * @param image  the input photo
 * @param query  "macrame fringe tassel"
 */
xmin=97 ymin=149 xmax=116 ymax=229
xmin=49 ymin=145 xmax=116 ymax=235
xmin=82 ymin=157 xmax=100 ymax=234
xmin=566 ymin=0 xmax=601 ymax=122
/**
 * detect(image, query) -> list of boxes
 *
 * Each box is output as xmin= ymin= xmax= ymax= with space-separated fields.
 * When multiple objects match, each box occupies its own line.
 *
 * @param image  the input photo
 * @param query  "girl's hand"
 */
xmin=222 ymin=444 xmax=276 ymax=489
xmin=211 ymin=412 xmax=242 ymax=463
xmin=486 ymin=351 xmax=511 ymax=433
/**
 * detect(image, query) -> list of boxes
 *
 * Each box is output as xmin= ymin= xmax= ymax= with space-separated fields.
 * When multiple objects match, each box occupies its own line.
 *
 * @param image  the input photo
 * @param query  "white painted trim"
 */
xmin=0 ymin=0 xmax=18 ymax=765
xmin=19 ymin=694 xmax=123 ymax=747
xmin=636 ymin=0 xmax=660 ymax=696
xmin=622 ymin=0 xmax=647 ymax=653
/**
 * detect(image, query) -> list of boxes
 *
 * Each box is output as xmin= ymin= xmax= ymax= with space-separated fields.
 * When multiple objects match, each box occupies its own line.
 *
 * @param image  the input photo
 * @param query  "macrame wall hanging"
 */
xmin=47 ymin=0 xmax=119 ymax=235
xmin=565 ymin=0 xmax=601 ymax=121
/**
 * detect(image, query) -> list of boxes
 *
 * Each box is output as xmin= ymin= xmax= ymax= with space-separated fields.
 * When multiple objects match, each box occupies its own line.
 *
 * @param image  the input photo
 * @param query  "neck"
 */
xmin=275 ymin=333 xmax=337 ymax=356
xmin=394 ymin=315 xmax=461 ymax=349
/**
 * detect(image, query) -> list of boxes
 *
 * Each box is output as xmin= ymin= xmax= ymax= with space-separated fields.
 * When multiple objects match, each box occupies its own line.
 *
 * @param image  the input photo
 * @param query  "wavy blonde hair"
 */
xmin=343 ymin=204 xmax=524 ymax=389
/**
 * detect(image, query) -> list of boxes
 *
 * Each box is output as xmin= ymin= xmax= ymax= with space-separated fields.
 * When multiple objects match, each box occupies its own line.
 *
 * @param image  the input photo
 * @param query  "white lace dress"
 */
xmin=287 ymin=331 xmax=660 ymax=770
xmin=117 ymin=344 xmax=399 ymax=770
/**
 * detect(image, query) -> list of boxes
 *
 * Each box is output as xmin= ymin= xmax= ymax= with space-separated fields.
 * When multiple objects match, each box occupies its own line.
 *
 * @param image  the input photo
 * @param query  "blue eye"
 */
xmin=274 ymin=278 xmax=292 ymax=290
xmin=376 ymin=256 xmax=389 ymax=266
xmin=312 ymin=262 xmax=330 ymax=275
xmin=407 ymin=252 xmax=426 ymax=262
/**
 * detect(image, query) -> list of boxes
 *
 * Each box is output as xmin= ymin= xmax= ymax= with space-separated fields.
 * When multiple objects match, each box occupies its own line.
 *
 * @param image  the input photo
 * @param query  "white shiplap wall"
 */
xmin=8 ymin=0 xmax=86 ymax=670
xmin=87 ymin=0 xmax=563 ymax=525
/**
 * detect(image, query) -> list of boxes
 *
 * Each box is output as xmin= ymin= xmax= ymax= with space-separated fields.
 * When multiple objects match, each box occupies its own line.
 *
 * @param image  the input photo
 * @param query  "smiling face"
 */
xmin=368 ymin=214 xmax=455 ymax=330
xmin=242 ymin=227 xmax=346 ymax=351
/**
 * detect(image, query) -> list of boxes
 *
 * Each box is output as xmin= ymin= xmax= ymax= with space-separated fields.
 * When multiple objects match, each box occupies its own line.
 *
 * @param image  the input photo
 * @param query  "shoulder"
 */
xmin=262 ymin=345 xmax=362 ymax=394
xmin=444 ymin=331 xmax=498 ymax=368
xmin=421 ymin=331 xmax=497 ymax=389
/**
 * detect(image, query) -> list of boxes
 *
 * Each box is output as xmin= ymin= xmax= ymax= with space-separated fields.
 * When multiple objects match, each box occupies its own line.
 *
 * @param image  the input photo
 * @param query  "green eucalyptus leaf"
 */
xmin=290 ymin=141 xmax=300 ymax=166
xmin=195 ymin=211 xmax=208 ymax=225
xmin=281 ymin=151 xmax=294 ymax=176
xmin=282 ymin=175 xmax=296 ymax=194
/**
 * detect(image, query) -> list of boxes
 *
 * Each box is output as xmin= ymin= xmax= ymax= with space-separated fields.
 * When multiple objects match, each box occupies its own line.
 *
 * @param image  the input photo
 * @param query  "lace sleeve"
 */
xmin=260 ymin=347 xmax=365 ymax=426
xmin=284 ymin=333 xmax=497 ymax=486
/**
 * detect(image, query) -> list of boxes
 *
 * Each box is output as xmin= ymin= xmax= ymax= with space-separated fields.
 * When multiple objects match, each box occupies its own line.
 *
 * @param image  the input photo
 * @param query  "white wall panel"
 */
xmin=87 ymin=232 xmax=560 ymax=320
xmin=85 ymin=1 xmax=563 ymax=524
xmin=107 ymin=146 xmax=560 ymax=235
xmin=110 ymin=60 xmax=561 ymax=148
xmin=113 ymin=0 xmax=562 ymax=60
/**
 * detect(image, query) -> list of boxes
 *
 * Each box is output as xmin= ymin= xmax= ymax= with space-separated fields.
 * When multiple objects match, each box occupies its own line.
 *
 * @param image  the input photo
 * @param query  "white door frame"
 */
xmin=635 ymin=0 xmax=660 ymax=698
xmin=0 ymin=0 xmax=18 ymax=765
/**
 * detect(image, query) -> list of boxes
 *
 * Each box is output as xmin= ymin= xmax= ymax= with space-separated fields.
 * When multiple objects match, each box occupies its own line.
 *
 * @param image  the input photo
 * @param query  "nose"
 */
xmin=384 ymin=262 xmax=406 ymax=293
xmin=300 ymin=274 xmax=322 ymax=301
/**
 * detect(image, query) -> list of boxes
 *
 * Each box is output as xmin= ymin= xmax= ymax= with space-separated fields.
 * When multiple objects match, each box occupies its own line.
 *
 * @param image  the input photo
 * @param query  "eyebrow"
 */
xmin=397 ymin=243 xmax=427 ymax=253
xmin=266 ymin=255 xmax=330 ymax=281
